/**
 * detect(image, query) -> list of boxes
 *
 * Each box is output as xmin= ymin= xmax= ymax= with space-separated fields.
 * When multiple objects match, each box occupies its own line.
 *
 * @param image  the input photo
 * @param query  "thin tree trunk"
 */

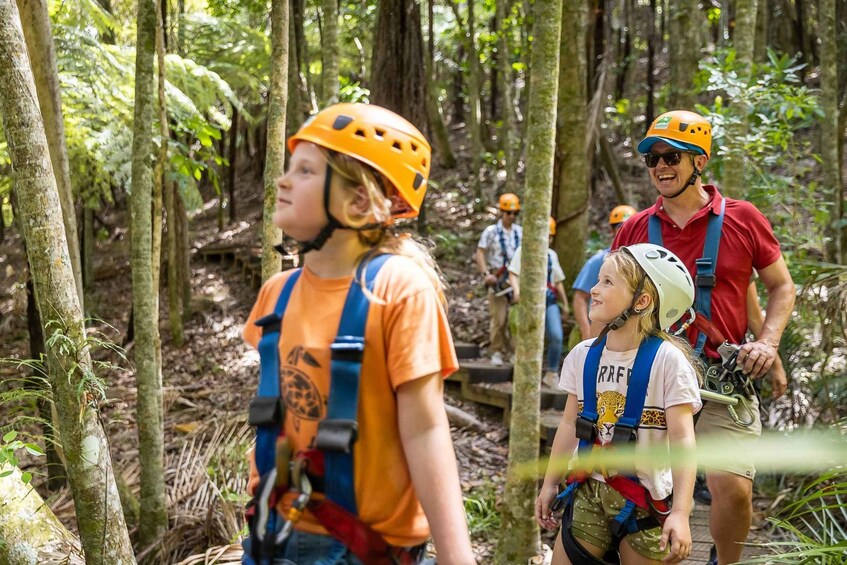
xmin=668 ymin=0 xmax=700 ymax=108
xmin=263 ymin=0 xmax=288 ymax=281
xmin=176 ymin=185 xmax=191 ymax=313
xmin=497 ymin=0 xmax=516 ymax=194
xmin=292 ymin=0 xmax=314 ymax=112
xmin=645 ymin=0 xmax=656 ymax=131
xmin=553 ymin=0 xmax=589 ymax=285
xmin=0 ymin=3 xmax=135 ymax=561
xmin=132 ymin=0 xmax=167 ymax=549
xmin=721 ymin=0 xmax=757 ymax=199
xmin=614 ymin=0 xmax=632 ymax=101
xmin=288 ymin=0 xmax=304 ymax=133
xmin=496 ymin=0 xmax=562 ymax=559
xmin=82 ymin=205 xmax=94 ymax=309
xmin=320 ymin=0 xmax=339 ymax=105
xmin=466 ymin=0 xmax=483 ymax=199
xmin=820 ymin=0 xmax=843 ymax=263
xmin=177 ymin=0 xmax=185 ymax=55
xmin=753 ymin=0 xmax=768 ymax=61
xmin=16 ymin=0 xmax=84 ymax=309
xmin=425 ymin=0 xmax=455 ymax=168
xmin=228 ymin=107 xmax=239 ymax=222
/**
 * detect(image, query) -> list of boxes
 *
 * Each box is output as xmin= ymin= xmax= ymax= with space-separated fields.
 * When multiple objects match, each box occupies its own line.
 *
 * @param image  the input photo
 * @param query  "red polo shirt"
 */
xmin=612 ymin=185 xmax=783 ymax=359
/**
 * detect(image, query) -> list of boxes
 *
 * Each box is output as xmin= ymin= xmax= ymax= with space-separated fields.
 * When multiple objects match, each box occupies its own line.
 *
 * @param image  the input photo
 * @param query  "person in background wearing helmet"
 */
xmin=507 ymin=217 xmax=569 ymax=388
xmin=241 ymin=104 xmax=475 ymax=564
xmin=535 ymin=244 xmax=701 ymax=565
xmin=474 ymin=193 xmax=523 ymax=365
xmin=613 ymin=110 xmax=795 ymax=565
xmin=572 ymin=205 xmax=637 ymax=341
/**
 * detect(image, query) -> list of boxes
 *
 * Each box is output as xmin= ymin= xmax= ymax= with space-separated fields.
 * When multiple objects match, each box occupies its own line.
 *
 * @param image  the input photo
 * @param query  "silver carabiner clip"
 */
xmin=727 ymin=393 xmax=756 ymax=427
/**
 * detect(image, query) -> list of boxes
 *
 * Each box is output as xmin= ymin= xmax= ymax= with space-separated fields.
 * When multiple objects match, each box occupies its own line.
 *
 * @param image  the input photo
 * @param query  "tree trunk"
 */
xmin=465 ymin=0 xmax=483 ymax=199
xmin=753 ymin=0 xmax=768 ymax=61
xmin=614 ymin=0 xmax=632 ymax=101
xmin=292 ymin=0 xmax=314 ymax=112
xmin=228 ymin=107 xmax=239 ymax=222
xmin=425 ymin=0 xmax=455 ymax=168
xmin=288 ymin=0 xmax=305 ymax=133
xmin=0 ymin=464 xmax=83 ymax=564
xmin=644 ymin=0 xmax=656 ymax=131
xmin=82 ymin=205 xmax=95 ymax=310
xmin=0 ymin=3 xmax=135 ymax=561
xmin=495 ymin=0 xmax=562 ymax=560
xmin=820 ymin=0 xmax=843 ymax=263
xmin=667 ymin=0 xmax=701 ymax=108
xmin=721 ymin=0 xmax=757 ymax=200
xmin=320 ymin=0 xmax=339 ymax=105
xmin=263 ymin=0 xmax=288 ymax=281
xmin=497 ymin=0 xmax=516 ymax=194
xmin=16 ymin=0 xmax=84 ymax=310
xmin=370 ymin=0 xmax=428 ymax=130
xmin=176 ymin=185 xmax=192 ymax=313
xmin=131 ymin=0 xmax=167 ymax=549
xmin=552 ymin=0 xmax=589 ymax=286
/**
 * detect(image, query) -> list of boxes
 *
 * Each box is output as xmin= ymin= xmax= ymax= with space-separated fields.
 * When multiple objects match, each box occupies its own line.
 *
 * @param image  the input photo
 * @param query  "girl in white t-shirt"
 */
xmin=535 ymin=243 xmax=702 ymax=565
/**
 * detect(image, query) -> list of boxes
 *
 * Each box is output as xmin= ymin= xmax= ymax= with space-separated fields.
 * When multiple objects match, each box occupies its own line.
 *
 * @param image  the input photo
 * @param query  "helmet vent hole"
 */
xmin=354 ymin=129 xmax=366 ymax=138
xmin=413 ymin=173 xmax=424 ymax=190
xmin=679 ymin=122 xmax=689 ymax=132
xmin=411 ymin=142 xmax=419 ymax=152
xmin=374 ymin=128 xmax=385 ymax=139
xmin=421 ymin=158 xmax=427 ymax=167
xmin=392 ymin=141 xmax=402 ymax=151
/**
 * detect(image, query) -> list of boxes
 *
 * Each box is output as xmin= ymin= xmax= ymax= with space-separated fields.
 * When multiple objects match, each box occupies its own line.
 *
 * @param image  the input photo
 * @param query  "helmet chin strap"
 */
xmin=278 ymin=165 xmax=385 ymax=257
xmin=665 ymin=154 xmax=701 ymax=199
xmin=592 ymin=274 xmax=647 ymax=346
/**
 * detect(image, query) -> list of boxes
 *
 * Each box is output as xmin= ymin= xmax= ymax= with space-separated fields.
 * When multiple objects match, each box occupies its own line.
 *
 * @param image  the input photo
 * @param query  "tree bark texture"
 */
xmin=228 ymin=107 xmax=239 ymax=222
xmin=497 ymin=0 xmax=516 ymax=194
xmin=16 ymin=0 xmax=84 ymax=309
xmin=464 ymin=0 xmax=483 ymax=198
xmin=131 ymin=0 xmax=168 ymax=548
xmin=287 ymin=1 xmax=304 ymax=134
xmin=370 ymin=0 xmax=428 ymax=132
xmin=320 ymin=0 xmax=339 ymax=105
xmin=495 ymin=0 xmax=562 ymax=560
xmin=820 ymin=0 xmax=843 ymax=263
xmin=644 ymin=0 xmax=656 ymax=131
xmin=721 ymin=0 xmax=757 ymax=200
xmin=668 ymin=0 xmax=701 ymax=109
xmin=424 ymin=0 xmax=455 ymax=169
xmin=753 ymin=0 xmax=768 ymax=61
xmin=0 ymin=464 xmax=83 ymax=564
xmin=0 ymin=4 xmax=135 ymax=562
xmin=552 ymin=0 xmax=589 ymax=285
xmin=263 ymin=0 xmax=288 ymax=281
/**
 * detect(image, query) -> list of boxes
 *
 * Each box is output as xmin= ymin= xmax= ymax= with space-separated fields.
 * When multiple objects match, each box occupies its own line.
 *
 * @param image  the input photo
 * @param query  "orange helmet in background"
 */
xmin=288 ymin=103 xmax=430 ymax=219
xmin=638 ymin=110 xmax=712 ymax=158
xmin=609 ymin=205 xmax=637 ymax=226
xmin=549 ymin=217 xmax=557 ymax=236
xmin=498 ymin=193 xmax=521 ymax=212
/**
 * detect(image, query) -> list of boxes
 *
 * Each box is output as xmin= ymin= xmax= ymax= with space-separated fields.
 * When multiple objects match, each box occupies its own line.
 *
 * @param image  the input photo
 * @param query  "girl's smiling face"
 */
xmin=589 ymin=259 xmax=635 ymax=325
xmin=274 ymin=142 xmax=330 ymax=240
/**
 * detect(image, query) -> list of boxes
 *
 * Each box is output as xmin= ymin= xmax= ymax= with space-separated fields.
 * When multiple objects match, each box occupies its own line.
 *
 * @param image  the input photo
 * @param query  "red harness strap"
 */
xmin=692 ymin=316 xmax=725 ymax=350
xmin=605 ymin=475 xmax=671 ymax=521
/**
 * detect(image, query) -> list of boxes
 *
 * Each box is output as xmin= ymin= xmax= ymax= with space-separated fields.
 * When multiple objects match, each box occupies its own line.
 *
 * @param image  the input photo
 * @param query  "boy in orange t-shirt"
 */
xmin=241 ymin=104 xmax=475 ymax=565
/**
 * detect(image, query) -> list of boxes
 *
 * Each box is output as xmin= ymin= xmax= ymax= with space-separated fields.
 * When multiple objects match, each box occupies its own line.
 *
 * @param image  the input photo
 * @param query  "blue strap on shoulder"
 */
xmin=578 ymin=336 xmax=606 ymax=450
xmin=318 ymin=253 xmax=392 ymax=514
xmin=648 ymin=199 xmax=726 ymax=353
xmin=253 ymin=270 xmax=303 ymax=476
xmin=613 ymin=335 xmax=663 ymax=442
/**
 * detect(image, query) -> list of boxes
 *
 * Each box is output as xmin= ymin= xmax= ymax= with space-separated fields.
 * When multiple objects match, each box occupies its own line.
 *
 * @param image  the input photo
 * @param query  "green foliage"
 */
xmin=464 ymin=482 xmax=502 ymax=537
xmin=695 ymin=49 xmax=824 ymax=260
xmin=338 ymin=76 xmax=370 ymax=103
xmin=740 ymin=467 xmax=847 ymax=564
xmin=0 ymin=430 xmax=44 ymax=485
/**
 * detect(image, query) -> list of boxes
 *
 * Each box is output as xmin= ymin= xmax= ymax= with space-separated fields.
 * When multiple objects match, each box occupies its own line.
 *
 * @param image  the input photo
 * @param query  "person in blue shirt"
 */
xmin=571 ymin=205 xmax=637 ymax=340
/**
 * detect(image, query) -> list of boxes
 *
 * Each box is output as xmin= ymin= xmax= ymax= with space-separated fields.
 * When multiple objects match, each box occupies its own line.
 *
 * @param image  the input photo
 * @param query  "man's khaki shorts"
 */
xmin=569 ymin=480 xmax=667 ymax=561
xmin=695 ymin=393 xmax=762 ymax=479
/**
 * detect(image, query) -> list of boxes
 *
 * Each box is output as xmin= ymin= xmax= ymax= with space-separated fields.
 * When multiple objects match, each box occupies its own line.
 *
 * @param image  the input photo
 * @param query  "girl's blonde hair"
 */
xmin=605 ymin=250 xmax=704 ymax=383
xmin=323 ymin=150 xmax=447 ymax=302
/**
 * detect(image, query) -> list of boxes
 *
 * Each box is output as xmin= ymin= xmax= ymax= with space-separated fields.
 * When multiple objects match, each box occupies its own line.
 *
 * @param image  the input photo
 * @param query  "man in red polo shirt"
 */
xmin=613 ymin=110 xmax=795 ymax=565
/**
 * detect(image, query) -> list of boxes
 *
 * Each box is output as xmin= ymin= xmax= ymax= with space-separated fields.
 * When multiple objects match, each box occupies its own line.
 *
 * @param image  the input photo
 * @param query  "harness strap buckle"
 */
xmin=316 ymin=419 xmax=359 ymax=453
xmin=610 ymin=423 xmax=637 ymax=446
xmin=248 ymin=396 xmax=284 ymax=427
xmin=330 ymin=339 xmax=366 ymax=362
xmin=575 ymin=414 xmax=598 ymax=443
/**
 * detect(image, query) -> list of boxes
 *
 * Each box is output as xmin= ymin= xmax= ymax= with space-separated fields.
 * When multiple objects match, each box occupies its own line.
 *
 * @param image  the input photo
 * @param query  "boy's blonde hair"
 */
xmin=605 ymin=250 xmax=703 ymax=383
xmin=324 ymin=150 xmax=446 ymax=301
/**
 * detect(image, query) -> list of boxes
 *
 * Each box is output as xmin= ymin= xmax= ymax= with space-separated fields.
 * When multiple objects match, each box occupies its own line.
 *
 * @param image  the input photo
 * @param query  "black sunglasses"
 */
xmin=502 ymin=210 xmax=519 ymax=216
xmin=643 ymin=150 xmax=694 ymax=168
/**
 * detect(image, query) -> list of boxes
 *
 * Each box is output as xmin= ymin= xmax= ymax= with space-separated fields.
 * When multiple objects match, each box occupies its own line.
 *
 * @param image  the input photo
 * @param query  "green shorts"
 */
xmin=695 ymin=393 xmax=762 ymax=479
xmin=568 ymin=479 xmax=667 ymax=561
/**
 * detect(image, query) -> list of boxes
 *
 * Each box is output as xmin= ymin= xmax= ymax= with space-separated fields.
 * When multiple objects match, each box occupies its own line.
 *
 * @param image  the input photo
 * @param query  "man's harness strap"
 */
xmin=556 ymin=335 xmax=669 ymax=563
xmin=648 ymin=197 xmax=725 ymax=354
xmin=248 ymin=255 xmax=419 ymax=565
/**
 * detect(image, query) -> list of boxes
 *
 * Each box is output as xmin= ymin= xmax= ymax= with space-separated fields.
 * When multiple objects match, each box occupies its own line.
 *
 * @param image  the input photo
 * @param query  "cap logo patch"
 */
xmin=653 ymin=115 xmax=672 ymax=130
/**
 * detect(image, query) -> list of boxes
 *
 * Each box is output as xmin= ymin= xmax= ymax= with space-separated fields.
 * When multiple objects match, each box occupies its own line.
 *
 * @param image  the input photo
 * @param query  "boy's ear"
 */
xmin=348 ymin=184 xmax=371 ymax=216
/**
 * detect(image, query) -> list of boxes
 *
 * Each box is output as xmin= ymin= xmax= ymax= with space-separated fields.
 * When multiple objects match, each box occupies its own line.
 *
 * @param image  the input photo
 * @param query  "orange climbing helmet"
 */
xmin=549 ymin=217 xmax=557 ymax=235
xmin=609 ymin=205 xmax=637 ymax=226
xmin=498 ymin=193 xmax=521 ymax=212
xmin=638 ymin=110 xmax=712 ymax=158
xmin=288 ymin=103 xmax=431 ymax=219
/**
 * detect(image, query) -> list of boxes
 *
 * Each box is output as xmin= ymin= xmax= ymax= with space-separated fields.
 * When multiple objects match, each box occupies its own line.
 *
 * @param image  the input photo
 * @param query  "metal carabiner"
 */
xmin=727 ymin=393 xmax=756 ymax=427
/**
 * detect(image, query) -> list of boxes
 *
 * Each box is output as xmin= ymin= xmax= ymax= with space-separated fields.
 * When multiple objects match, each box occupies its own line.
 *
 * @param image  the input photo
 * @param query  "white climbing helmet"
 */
xmin=621 ymin=243 xmax=695 ymax=330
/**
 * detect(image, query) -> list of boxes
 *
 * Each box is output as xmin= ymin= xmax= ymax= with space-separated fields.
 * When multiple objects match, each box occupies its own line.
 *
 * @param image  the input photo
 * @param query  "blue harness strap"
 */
xmin=648 ymin=198 xmax=726 ymax=353
xmin=317 ymin=253 xmax=392 ymax=514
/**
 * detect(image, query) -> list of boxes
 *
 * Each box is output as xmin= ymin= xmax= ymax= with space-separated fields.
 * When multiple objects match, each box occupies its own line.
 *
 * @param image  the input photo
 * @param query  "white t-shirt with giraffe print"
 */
xmin=559 ymin=338 xmax=702 ymax=500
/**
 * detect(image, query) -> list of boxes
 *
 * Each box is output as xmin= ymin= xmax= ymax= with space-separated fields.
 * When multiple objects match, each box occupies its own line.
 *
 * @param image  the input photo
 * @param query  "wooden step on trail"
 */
xmin=199 ymin=243 xmax=296 ymax=289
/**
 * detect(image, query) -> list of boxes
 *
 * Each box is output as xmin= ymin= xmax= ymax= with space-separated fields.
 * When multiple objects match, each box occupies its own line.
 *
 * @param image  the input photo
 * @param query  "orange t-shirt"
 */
xmin=243 ymin=255 xmax=458 ymax=547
